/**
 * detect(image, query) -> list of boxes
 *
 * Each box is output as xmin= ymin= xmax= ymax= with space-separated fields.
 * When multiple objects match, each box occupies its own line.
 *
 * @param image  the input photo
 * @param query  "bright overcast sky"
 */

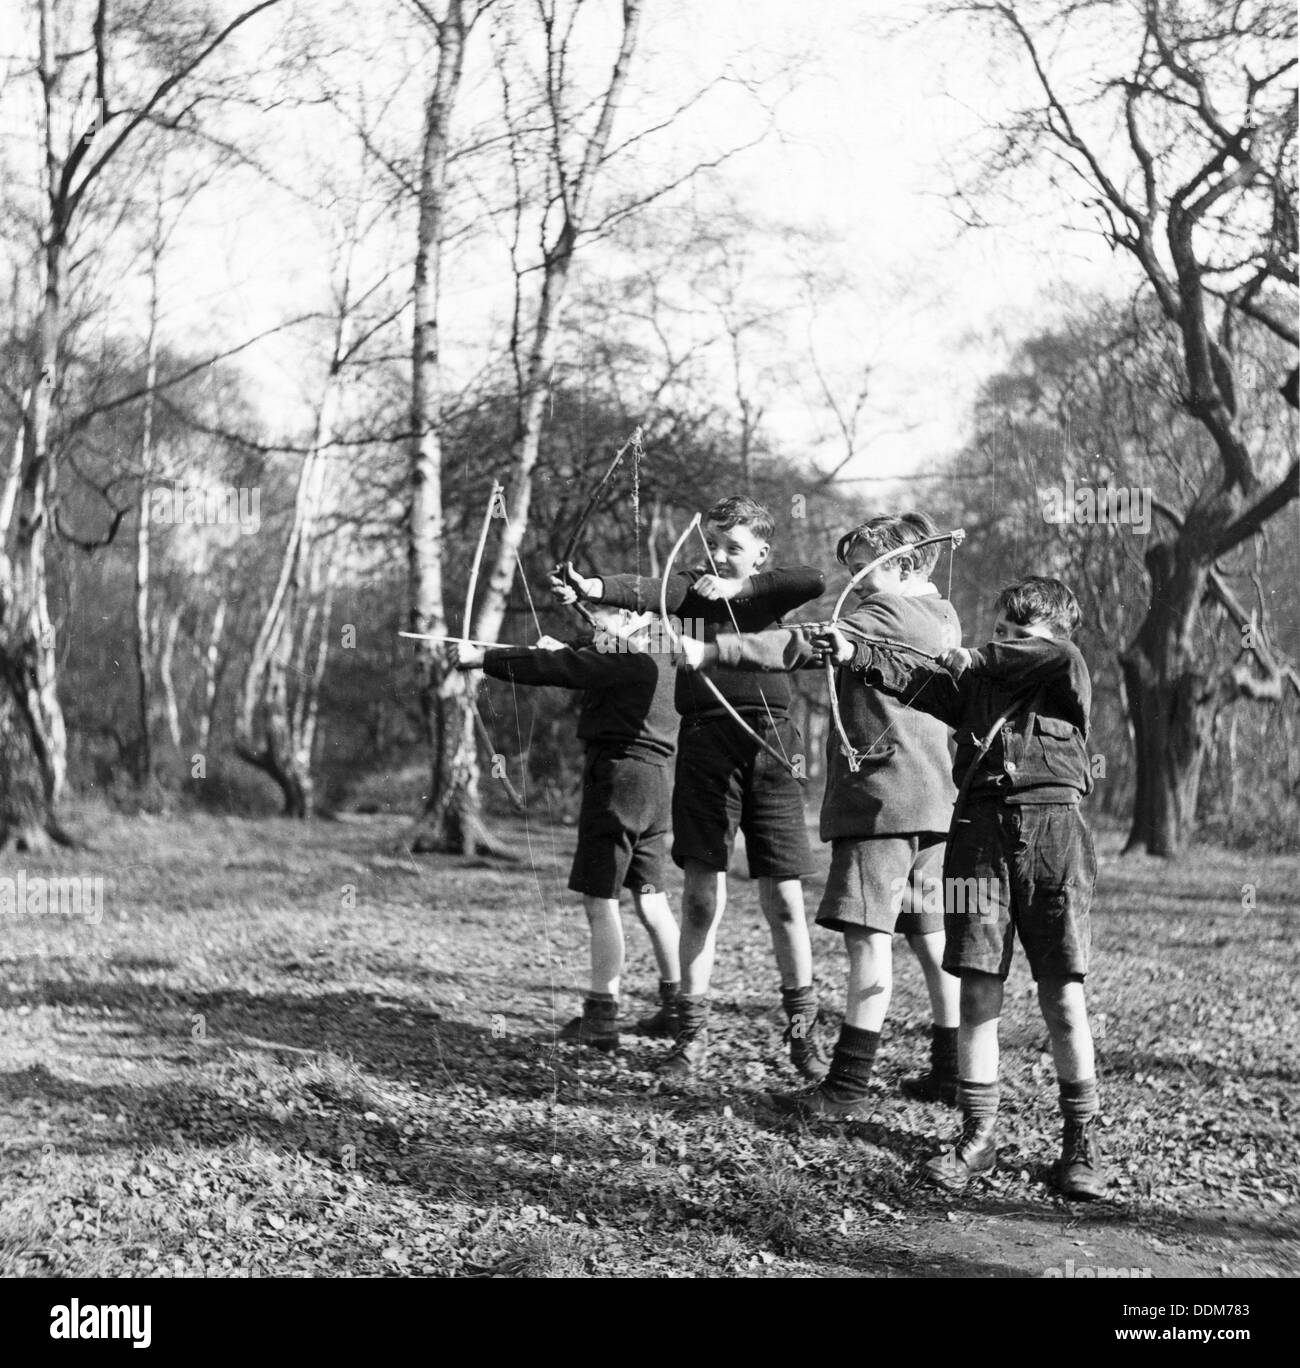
xmin=4 ymin=0 xmax=1125 ymax=481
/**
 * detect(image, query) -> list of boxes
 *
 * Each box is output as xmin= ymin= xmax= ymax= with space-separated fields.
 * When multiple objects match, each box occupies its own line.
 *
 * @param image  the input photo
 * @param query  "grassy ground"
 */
xmin=0 ymin=804 xmax=1296 ymax=1279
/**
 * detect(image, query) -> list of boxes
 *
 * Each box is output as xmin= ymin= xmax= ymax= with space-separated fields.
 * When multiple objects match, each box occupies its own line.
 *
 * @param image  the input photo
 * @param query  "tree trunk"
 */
xmin=133 ymin=299 xmax=159 ymax=785
xmin=1119 ymin=542 xmax=1213 ymax=856
xmin=235 ymin=426 xmax=330 ymax=816
xmin=197 ymin=598 xmax=226 ymax=754
xmin=158 ymin=605 xmax=184 ymax=752
xmin=0 ymin=6 xmax=69 ymax=849
xmin=407 ymin=0 xmax=500 ymax=856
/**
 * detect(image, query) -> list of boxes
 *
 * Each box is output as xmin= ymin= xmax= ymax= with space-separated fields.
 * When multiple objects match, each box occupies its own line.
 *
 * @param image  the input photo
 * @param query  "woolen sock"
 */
xmin=779 ymin=984 xmax=820 ymax=1036
xmin=585 ymin=991 xmax=617 ymax=1005
xmin=675 ymin=993 xmax=710 ymax=1037
xmin=822 ymin=1024 xmax=880 ymax=1104
xmin=1059 ymin=1076 xmax=1099 ymax=1122
xmin=931 ymin=1025 xmax=959 ymax=1079
xmin=957 ymin=1079 xmax=1000 ymax=1122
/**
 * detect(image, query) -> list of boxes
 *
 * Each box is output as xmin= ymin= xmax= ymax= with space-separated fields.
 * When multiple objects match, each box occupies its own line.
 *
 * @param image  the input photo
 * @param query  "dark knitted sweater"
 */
xmin=713 ymin=591 xmax=960 ymax=837
xmin=599 ymin=564 xmax=825 ymax=720
xmin=480 ymin=641 xmax=677 ymax=762
xmin=854 ymin=635 xmax=1093 ymax=805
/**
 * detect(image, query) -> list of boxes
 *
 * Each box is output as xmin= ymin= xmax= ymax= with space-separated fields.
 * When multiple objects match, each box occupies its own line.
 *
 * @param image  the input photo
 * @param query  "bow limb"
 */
xmin=661 ymin=513 xmax=800 ymax=778
xmin=459 ymin=481 xmax=526 ymax=812
xmin=827 ymin=528 xmax=966 ymax=771
xmin=559 ymin=425 xmax=643 ymax=570
xmin=463 ymin=481 xmax=503 ymax=650
xmin=558 ymin=425 xmax=643 ymax=632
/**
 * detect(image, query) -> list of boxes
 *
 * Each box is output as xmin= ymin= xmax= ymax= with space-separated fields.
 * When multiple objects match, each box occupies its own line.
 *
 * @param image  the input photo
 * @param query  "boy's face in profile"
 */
xmin=703 ymin=520 xmax=769 ymax=579
xmin=993 ymin=611 xmax=1057 ymax=642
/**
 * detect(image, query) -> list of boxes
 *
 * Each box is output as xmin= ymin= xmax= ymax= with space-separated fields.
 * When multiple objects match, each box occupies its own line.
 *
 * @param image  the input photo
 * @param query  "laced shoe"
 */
xmin=764 ymin=1083 xmax=873 ymax=1120
xmin=654 ymin=995 xmax=709 ymax=1079
xmin=556 ymin=997 xmax=619 ymax=1053
xmin=1056 ymin=1117 xmax=1107 ymax=1200
xmin=782 ymin=1010 xmax=829 ymax=1083
xmin=923 ymin=1115 xmax=999 ymax=1191
xmin=635 ymin=982 xmax=681 ymax=1038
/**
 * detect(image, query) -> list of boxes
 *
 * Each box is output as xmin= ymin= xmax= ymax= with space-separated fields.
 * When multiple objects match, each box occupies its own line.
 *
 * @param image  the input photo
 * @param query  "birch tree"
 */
xmin=0 ymin=0 xmax=285 ymax=849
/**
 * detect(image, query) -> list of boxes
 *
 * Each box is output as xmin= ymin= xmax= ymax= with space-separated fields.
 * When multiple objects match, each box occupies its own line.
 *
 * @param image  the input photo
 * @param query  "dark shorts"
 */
xmin=942 ymin=801 xmax=1096 ymax=982
xmin=568 ymin=750 xmax=672 ymax=900
xmin=670 ymin=715 xmax=814 ymax=879
xmin=817 ymin=834 xmax=947 ymax=935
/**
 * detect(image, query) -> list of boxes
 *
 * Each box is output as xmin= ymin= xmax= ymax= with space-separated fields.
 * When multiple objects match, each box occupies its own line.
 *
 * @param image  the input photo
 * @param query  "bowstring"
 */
xmin=692 ymin=520 xmax=796 ymax=772
xmin=631 ymin=427 xmax=642 ymax=583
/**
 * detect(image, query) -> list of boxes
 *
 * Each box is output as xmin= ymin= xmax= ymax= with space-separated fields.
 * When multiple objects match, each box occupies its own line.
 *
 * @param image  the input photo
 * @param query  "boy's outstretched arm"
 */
xmin=457 ymin=642 xmax=630 ymax=690
xmin=958 ymin=637 xmax=1090 ymax=732
xmin=707 ymin=627 xmax=821 ymax=673
xmin=850 ymin=641 xmax=965 ymax=728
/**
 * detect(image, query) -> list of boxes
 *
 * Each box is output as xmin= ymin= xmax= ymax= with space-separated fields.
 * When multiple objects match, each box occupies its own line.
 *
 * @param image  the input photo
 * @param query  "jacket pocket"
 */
xmin=1033 ymin=715 xmax=1087 ymax=782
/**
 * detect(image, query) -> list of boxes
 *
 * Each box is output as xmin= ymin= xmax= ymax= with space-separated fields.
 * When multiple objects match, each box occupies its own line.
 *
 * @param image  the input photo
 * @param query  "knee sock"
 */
xmin=1059 ymin=1076 xmax=1099 ymax=1122
xmin=779 ymin=984 xmax=820 ymax=1037
xmin=822 ymin=1024 xmax=879 ymax=1103
xmin=930 ymin=1025 xmax=959 ymax=1080
xmin=957 ymin=1079 xmax=999 ymax=1124
xmin=675 ymin=993 xmax=710 ymax=1039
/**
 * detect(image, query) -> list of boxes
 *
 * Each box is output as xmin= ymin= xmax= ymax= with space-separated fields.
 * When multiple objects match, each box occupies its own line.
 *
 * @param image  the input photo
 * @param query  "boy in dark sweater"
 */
xmin=558 ymin=495 xmax=826 ymax=1080
xmin=829 ymin=576 xmax=1105 ymax=1199
xmin=682 ymin=513 xmax=963 ymax=1117
xmin=455 ymin=602 xmax=680 ymax=1052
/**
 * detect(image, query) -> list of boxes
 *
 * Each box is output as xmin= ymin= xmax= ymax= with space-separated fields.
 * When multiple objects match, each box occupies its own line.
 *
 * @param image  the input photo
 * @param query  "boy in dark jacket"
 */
xmin=828 ymin=576 xmax=1105 ymax=1199
xmin=455 ymin=602 xmax=679 ymax=1052
xmin=558 ymin=495 xmax=826 ymax=1081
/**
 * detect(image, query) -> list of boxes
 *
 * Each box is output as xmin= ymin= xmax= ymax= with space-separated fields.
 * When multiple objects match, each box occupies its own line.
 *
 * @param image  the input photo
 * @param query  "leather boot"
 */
xmin=635 ymin=981 xmax=681 ymax=1038
xmin=655 ymin=994 xmax=709 ymax=1079
xmin=1056 ymin=1117 xmax=1107 ymax=1200
xmin=923 ymin=1114 xmax=999 ymax=1191
xmin=556 ymin=996 xmax=619 ymax=1052
xmin=780 ymin=986 xmax=829 ymax=1083
xmin=767 ymin=1024 xmax=877 ymax=1119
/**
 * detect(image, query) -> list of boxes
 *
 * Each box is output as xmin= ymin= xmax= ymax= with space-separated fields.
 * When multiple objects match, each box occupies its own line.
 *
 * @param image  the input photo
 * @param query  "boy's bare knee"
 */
xmin=681 ymin=896 xmax=716 ymax=929
xmin=1037 ymin=977 xmax=1086 ymax=1031
xmin=960 ymin=970 xmax=1002 ymax=1019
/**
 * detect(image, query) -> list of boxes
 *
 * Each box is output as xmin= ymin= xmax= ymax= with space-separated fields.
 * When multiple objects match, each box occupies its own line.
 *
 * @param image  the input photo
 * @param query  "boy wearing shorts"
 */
xmin=684 ymin=512 xmax=963 ymax=1117
xmin=837 ymin=576 xmax=1106 ymax=1198
xmin=559 ymin=495 xmax=826 ymax=1080
xmin=456 ymin=602 xmax=680 ymax=1051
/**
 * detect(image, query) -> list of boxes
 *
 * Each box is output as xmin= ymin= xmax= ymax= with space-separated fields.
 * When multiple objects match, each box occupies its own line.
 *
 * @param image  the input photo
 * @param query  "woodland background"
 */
xmin=1 ymin=0 xmax=1296 ymax=851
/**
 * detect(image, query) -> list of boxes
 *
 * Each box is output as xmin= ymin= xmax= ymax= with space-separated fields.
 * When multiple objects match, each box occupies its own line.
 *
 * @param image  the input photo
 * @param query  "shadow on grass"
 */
xmin=1103 ymin=1046 xmax=1298 ymax=1086
xmin=0 ymin=975 xmax=556 ymax=1102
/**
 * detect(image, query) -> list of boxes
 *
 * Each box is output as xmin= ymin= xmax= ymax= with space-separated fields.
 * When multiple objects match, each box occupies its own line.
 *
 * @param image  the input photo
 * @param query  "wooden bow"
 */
xmin=456 ymin=480 xmax=524 ymax=810
xmin=822 ymin=528 xmax=965 ymax=772
xmin=556 ymin=426 xmax=643 ymax=629
xmin=660 ymin=513 xmax=801 ymax=778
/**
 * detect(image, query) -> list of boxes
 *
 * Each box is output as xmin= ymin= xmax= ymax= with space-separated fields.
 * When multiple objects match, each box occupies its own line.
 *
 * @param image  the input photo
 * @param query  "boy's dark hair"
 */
xmin=706 ymin=494 xmax=775 ymax=543
xmin=997 ymin=576 xmax=1081 ymax=638
xmin=836 ymin=511 xmax=940 ymax=577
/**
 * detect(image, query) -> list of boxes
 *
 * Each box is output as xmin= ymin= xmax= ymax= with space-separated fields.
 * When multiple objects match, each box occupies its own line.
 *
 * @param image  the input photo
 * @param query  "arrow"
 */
xmin=399 ymin=631 xmax=531 ymax=650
